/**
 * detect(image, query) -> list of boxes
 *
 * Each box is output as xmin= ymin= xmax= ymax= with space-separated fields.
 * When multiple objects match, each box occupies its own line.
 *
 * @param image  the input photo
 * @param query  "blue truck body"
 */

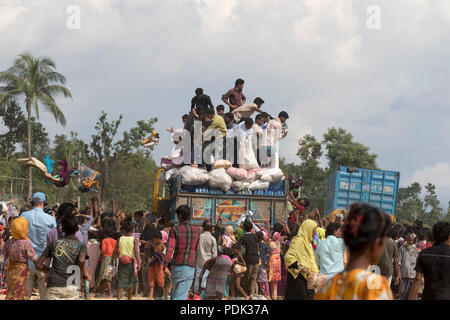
xmin=324 ymin=166 xmax=400 ymax=218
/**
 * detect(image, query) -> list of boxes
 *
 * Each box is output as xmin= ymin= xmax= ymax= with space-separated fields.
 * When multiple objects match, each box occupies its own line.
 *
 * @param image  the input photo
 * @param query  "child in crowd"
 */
xmin=111 ymin=221 xmax=141 ymax=300
xmin=229 ymin=243 xmax=248 ymax=300
xmin=268 ymin=231 xmax=282 ymax=300
xmin=148 ymin=231 xmax=166 ymax=300
xmin=95 ymin=229 xmax=117 ymax=298
xmin=222 ymin=225 xmax=236 ymax=248
xmin=257 ymin=231 xmax=272 ymax=299
xmin=36 ymin=214 xmax=91 ymax=300
xmin=315 ymin=204 xmax=393 ymax=300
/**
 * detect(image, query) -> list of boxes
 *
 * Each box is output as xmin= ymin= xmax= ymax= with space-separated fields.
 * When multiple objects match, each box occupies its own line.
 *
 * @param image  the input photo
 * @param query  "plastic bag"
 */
xmin=208 ymin=168 xmax=233 ymax=192
xmin=231 ymin=181 xmax=251 ymax=192
xmin=180 ymin=166 xmax=210 ymax=186
xmin=260 ymin=168 xmax=284 ymax=183
xmin=78 ymin=165 xmax=100 ymax=193
xmin=165 ymin=168 xmax=180 ymax=182
xmin=227 ymin=167 xmax=248 ymax=180
xmin=249 ymin=180 xmax=270 ymax=190
xmin=235 ymin=211 xmax=261 ymax=233
xmin=239 ymin=135 xmax=259 ymax=170
xmin=213 ymin=159 xmax=232 ymax=170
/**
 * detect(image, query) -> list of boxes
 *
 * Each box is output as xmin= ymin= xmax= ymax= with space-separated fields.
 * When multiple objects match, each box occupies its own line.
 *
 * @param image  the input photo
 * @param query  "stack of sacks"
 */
xmin=208 ymin=168 xmax=233 ymax=192
xmin=180 ymin=166 xmax=209 ymax=185
xmin=179 ymin=163 xmax=285 ymax=194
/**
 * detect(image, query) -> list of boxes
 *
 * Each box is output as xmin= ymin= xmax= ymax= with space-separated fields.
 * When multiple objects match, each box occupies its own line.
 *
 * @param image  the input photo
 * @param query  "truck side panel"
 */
xmin=325 ymin=166 xmax=400 ymax=218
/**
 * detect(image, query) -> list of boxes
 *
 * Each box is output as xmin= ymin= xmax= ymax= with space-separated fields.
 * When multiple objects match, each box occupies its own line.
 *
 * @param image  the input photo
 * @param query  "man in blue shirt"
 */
xmin=21 ymin=192 xmax=57 ymax=300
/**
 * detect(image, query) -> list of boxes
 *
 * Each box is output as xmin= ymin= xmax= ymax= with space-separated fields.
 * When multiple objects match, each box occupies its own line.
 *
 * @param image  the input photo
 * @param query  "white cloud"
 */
xmin=408 ymin=163 xmax=450 ymax=189
xmin=407 ymin=163 xmax=450 ymax=206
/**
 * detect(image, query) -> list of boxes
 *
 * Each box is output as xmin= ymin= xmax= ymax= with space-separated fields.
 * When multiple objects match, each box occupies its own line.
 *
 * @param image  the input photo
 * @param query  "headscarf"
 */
xmin=316 ymin=227 xmax=326 ymax=240
xmin=272 ymin=232 xmax=281 ymax=242
xmin=226 ymin=225 xmax=235 ymax=240
xmin=11 ymin=217 xmax=29 ymax=240
xmin=284 ymin=219 xmax=319 ymax=279
xmin=160 ymin=230 xmax=168 ymax=244
xmin=235 ymin=227 xmax=244 ymax=241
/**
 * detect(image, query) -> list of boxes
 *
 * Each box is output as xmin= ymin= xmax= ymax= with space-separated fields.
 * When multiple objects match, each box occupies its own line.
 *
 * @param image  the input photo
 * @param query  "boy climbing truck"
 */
xmin=152 ymin=167 xmax=289 ymax=228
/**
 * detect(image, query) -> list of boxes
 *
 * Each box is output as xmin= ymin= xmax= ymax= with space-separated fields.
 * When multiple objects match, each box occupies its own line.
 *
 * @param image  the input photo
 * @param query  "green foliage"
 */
xmin=323 ymin=127 xmax=378 ymax=170
xmin=281 ymin=127 xmax=379 ymax=213
xmin=421 ymin=183 xmax=444 ymax=226
xmin=0 ymin=52 xmax=72 ymax=200
xmin=0 ymin=101 xmax=26 ymax=159
xmin=396 ymin=182 xmax=424 ymax=224
xmin=0 ymin=52 xmax=72 ymax=126
xmin=89 ymin=111 xmax=158 ymax=208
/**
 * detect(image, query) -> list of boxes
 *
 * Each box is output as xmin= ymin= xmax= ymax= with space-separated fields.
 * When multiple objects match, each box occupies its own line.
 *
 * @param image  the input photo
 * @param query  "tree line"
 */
xmin=0 ymin=52 xmax=158 ymax=212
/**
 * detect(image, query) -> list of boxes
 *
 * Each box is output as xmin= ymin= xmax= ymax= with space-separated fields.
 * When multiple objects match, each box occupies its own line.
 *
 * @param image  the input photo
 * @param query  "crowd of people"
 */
xmin=1 ymin=182 xmax=449 ymax=301
xmin=0 ymin=78 xmax=449 ymax=301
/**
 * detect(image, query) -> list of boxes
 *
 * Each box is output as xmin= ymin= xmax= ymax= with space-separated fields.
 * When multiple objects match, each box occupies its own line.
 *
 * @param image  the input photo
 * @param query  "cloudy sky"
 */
xmin=1 ymin=0 xmax=449 ymax=208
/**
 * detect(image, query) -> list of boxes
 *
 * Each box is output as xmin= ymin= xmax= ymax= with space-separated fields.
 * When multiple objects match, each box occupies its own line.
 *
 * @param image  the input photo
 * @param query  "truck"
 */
xmin=324 ymin=166 xmax=400 ymax=220
xmin=152 ymin=168 xmax=289 ymax=227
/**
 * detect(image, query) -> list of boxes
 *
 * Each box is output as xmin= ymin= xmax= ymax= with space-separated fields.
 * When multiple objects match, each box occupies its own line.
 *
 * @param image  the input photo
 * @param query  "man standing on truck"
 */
xmin=164 ymin=205 xmax=201 ymax=300
xmin=222 ymin=78 xmax=246 ymax=111
xmin=260 ymin=111 xmax=289 ymax=169
xmin=191 ymin=88 xmax=214 ymax=112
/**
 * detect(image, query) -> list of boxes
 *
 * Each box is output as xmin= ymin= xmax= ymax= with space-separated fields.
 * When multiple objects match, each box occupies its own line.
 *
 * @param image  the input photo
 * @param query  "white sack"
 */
xmin=208 ymin=168 xmax=233 ymax=192
xmin=180 ymin=166 xmax=210 ymax=186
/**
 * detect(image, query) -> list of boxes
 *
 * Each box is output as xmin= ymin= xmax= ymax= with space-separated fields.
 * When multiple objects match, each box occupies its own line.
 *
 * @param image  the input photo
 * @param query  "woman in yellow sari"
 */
xmin=284 ymin=219 xmax=318 ymax=300
xmin=4 ymin=217 xmax=38 ymax=300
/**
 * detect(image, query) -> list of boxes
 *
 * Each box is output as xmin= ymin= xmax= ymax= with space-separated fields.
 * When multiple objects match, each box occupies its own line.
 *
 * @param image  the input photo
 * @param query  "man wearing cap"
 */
xmin=21 ymin=192 xmax=57 ymax=300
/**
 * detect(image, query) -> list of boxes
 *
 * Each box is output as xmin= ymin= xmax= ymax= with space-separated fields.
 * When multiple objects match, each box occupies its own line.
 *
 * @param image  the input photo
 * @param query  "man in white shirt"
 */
xmin=261 ymin=111 xmax=289 ymax=168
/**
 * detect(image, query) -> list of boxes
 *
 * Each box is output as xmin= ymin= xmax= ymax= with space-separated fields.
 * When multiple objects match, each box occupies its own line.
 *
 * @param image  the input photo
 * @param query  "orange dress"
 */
xmin=314 ymin=268 xmax=393 ymax=300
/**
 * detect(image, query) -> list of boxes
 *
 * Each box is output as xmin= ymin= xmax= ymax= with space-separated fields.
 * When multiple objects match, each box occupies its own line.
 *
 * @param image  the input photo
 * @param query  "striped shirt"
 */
xmin=164 ymin=221 xmax=201 ymax=267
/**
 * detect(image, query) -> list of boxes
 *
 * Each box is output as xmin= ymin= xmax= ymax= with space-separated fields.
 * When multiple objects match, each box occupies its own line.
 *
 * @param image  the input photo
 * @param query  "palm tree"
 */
xmin=0 ymin=52 xmax=72 ymax=201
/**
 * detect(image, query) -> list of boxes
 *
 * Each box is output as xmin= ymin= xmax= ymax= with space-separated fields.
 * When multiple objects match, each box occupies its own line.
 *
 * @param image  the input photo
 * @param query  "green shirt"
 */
xmin=204 ymin=115 xmax=227 ymax=139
